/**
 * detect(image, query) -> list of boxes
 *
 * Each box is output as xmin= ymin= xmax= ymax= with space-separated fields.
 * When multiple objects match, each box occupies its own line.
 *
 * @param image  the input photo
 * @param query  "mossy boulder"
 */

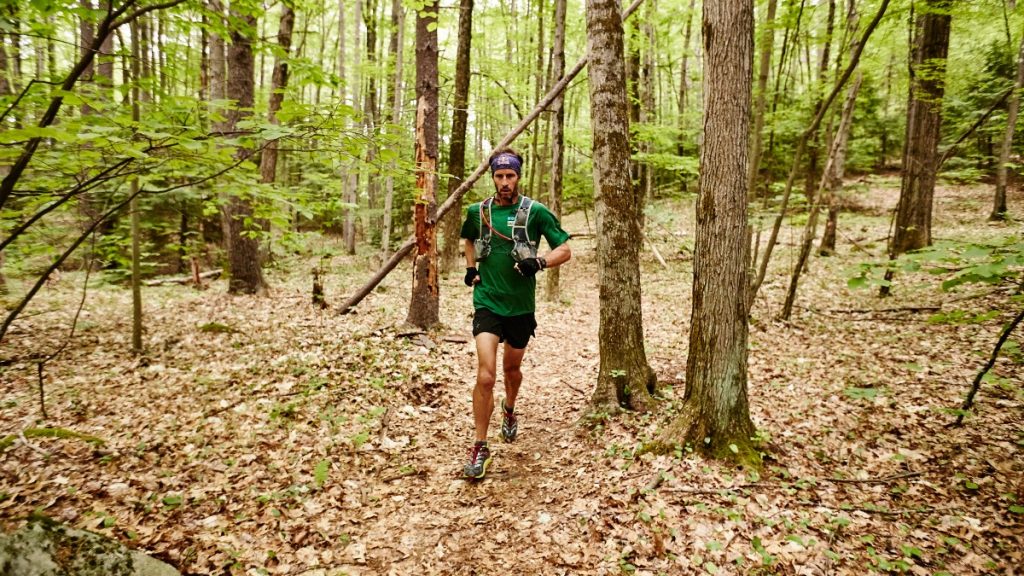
xmin=0 ymin=515 xmax=178 ymax=576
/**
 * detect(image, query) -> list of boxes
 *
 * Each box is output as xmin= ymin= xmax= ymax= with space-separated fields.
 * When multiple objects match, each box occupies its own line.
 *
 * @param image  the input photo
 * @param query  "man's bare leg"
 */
xmin=473 ymin=333 xmax=501 ymax=442
xmin=502 ymin=342 xmax=526 ymax=410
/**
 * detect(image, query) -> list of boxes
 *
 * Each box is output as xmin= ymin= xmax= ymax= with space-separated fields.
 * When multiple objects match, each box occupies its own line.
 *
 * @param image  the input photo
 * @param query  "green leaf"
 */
xmin=313 ymin=459 xmax=331 ymax=488
xmin=843 ymin=386 xmax=880 ymax=400
xmin=162 ymin=495 xmax=183 ymax=508
xmin=729 ymin=444 xmax=739 ymax=454
xmin=1009 ymin=505 xmax=1024 ymax=514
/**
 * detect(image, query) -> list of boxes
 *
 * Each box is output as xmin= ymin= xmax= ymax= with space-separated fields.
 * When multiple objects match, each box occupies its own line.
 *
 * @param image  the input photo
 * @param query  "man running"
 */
xmin=459 ymin=148 xmax=572 ymax=479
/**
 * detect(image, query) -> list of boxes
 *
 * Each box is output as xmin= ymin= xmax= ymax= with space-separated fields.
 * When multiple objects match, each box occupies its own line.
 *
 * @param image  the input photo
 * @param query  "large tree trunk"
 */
xmin=223 ymin=8 xmax=267 ymax=295
xmin=405 ymin=0 xmax=439 ymax=329
xmin=439 ymin=0 xmax=473 ymax=277
xmin=747 ymin=0 xmax=777 ymax=200
xmin=993 ymin=29 xmax=1024 ymax=220
xmin=260 ymin=4 xmax=295 ymax=186
xmin=660 ymin=0 xmax=757 ymax=466
xmin=890 ymin=0 xmax=951 ymax=258
xmin=343 ymin=0 xmax=363 ymax=255
xmin=545 ymin=0 xmax=567 ymax=302
xmin=586 ymin=0 xmax=656 ymax=413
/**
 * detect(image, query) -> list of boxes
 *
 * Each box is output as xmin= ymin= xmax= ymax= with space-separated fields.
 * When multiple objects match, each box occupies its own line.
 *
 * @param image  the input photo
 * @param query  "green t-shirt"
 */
xmin=460 ymin=196 xmax=570 ymax=316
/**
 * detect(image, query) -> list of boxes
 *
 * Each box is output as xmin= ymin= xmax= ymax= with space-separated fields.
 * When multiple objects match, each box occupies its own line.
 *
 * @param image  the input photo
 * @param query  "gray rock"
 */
xmin=0 ymin=515 xmax=179 ymax=576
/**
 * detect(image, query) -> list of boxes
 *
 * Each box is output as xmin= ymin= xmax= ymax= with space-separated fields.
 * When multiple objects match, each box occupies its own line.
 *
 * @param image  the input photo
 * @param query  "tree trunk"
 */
xmin=380 ymin=0 xmax=404 ymax=263
xmin=405 ymin=0 xmax=439 ymax=329
xmin=747 ymin=0 xmax=777 ymax=200
xmin=660 ymin=0 xmax=757 ymax=466
xmin=128 ymin=20 xmax=143 ymax=353
xmin=363 ymin=0 xmax=380 ymax=234
xmin=993 ymin=28 xmax=1024 ymax=220
xmin=803 ymin=0 xmax=835 ymax=204
xmin=439 ymin=0 xmax=473 ymax=277
xmin=223 ymin=8 xmax=267 ymax=296
xmin=890 ymin=0 xmax=951 ymax=258
xmin=260 ymin=4 xmax=295 ymax=186
xmin=676 ymin=0 xmax=696 ymax=158
xmin=545 ymin=0 xmax=567 ymax=302
xmin=586 ymin=0 xmax=656 ymax=413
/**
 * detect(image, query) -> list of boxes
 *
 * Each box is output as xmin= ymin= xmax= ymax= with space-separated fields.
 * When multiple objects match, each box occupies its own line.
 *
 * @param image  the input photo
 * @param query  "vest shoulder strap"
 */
xmin=513 ymin=196 xmax=534 ymax=244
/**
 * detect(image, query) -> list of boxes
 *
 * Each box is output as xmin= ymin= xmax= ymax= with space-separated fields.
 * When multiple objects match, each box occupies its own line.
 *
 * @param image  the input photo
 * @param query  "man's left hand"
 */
xmin=515 ymin=257 xmax=544 ymax=277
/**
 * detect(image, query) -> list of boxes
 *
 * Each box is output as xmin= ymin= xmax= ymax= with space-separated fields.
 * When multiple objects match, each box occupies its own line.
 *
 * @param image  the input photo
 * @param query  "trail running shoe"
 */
xmin=500 ymin=399 xmax=518 ymax=443
xmin=463 ymin=441 xmax=492 ymax=479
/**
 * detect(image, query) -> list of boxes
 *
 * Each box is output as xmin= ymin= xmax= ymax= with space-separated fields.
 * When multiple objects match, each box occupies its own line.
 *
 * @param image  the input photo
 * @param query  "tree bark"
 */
xmin=992 ymin=29 xmax=1024 ymax=220
xmin=660 ymin=0 xmax=757 ymax=466
xmin=586 ymin=0 xmax=656 ymax=413
xmin=223 ymin=8 xmax=268 ymax=295
xmin=890 ymin=0 xmax=951 ymax=258
xmin=545 ymin=0 xmax=567 ymax=302
xmin=439 ymin=0 xmax=473 ymax=276
xmin=405 ymin=0 xmax=440 ymax=329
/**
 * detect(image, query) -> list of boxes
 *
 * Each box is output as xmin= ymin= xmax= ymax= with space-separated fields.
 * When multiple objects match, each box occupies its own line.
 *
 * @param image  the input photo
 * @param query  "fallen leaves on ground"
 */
xmin=1 ymin=183 xmax=1021 ymax=575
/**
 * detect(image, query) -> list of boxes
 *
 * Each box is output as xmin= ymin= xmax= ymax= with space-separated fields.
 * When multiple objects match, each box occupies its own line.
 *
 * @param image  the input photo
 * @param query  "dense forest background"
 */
xmin=0 ymin=0 xmax=1022 ymax=574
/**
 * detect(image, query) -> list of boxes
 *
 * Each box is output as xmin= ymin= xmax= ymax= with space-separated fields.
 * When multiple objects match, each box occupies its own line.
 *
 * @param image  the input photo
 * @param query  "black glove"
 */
xmin=516 ymin=257 xmax=544 ymax=277
xmin=464 ymin=267 xmax=479 ymax=286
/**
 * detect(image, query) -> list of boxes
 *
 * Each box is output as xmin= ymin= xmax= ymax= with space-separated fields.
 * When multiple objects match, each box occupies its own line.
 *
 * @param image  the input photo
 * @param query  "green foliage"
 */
xmin=849 ymin=236 xmax=1024 ymax=292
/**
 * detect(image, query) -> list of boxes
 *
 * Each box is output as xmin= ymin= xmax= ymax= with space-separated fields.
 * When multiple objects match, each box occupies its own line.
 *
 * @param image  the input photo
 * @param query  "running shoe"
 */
xmin=500 ymin=399 xmax=518 ymax=443
xmin=463 ymin=441 xmax=492 ymax=479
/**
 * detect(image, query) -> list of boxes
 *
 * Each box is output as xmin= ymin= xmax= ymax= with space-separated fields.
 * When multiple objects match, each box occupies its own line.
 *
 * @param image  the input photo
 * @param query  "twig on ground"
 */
xmin=953 ymin=307 xmax=1024 ymax=427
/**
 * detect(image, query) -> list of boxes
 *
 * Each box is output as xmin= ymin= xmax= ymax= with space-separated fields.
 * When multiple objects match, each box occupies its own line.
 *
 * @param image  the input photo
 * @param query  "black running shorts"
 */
xmin=472 ymin=308 xmax=537 ymax=349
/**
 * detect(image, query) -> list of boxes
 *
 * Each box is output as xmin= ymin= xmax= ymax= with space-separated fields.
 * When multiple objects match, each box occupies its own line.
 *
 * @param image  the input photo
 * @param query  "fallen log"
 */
xmin=143 ymin=269 xmax=221 ymax=286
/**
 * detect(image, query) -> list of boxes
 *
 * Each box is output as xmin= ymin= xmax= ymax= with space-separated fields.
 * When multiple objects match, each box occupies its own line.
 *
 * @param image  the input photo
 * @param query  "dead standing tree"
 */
xmin=405 ymin=0 xmax=440 ymax=329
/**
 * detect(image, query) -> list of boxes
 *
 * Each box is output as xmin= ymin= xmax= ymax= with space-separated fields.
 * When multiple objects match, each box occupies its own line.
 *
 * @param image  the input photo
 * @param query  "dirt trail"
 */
xmin=347 ymin=263 xmax=606 ymax=575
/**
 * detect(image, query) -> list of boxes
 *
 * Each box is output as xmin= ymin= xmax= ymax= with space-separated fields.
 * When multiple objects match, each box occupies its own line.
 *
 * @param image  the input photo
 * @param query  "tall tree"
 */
xmin=747 ymin=0 xmax=778 ymax=199
xmin=888 ymin=0 xmax=951 ymax=261
xmin=659 ymin=0 xmax=757 ymax=465
xmin=586 ymin=0 xmax=656 ymax=413
xmin=260 ymin=3 xmax=296 ymax=186
xmin=439 ymin=0 xmax=473 ymax=276
xmin=993 ymin=26 xmax=1024 ymax=220
xmin=405 ymin=0 xmax=439 ymax=329
xmin=222 ymin=5 xmax=268 ymax=295
xmin=545 ymin=0 xmax=567 ymax=301
xmin=380 ymin=0 xmax=405 ymax=263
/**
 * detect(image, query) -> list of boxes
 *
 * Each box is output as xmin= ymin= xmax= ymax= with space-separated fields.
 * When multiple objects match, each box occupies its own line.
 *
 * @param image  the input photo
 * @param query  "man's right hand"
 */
xmin=464 ymin=267 xmax=480 ymax=286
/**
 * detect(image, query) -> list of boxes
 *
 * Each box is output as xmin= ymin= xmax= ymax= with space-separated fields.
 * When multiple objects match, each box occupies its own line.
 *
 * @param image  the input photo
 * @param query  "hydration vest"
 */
xmin=478 ymin=195 xmax=536 ymax=253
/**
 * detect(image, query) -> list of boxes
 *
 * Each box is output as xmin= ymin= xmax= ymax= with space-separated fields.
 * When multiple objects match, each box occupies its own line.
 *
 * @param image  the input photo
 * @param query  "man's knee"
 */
xmin=502 ymin=364 xmax=522 ymax=379
xmin=477 ymin=366 xmax=498 ymax=387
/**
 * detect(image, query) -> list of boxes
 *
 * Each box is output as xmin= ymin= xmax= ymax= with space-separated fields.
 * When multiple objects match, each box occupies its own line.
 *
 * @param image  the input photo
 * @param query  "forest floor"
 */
xmin=1 ymin=179 xmax=1022 ymax=576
